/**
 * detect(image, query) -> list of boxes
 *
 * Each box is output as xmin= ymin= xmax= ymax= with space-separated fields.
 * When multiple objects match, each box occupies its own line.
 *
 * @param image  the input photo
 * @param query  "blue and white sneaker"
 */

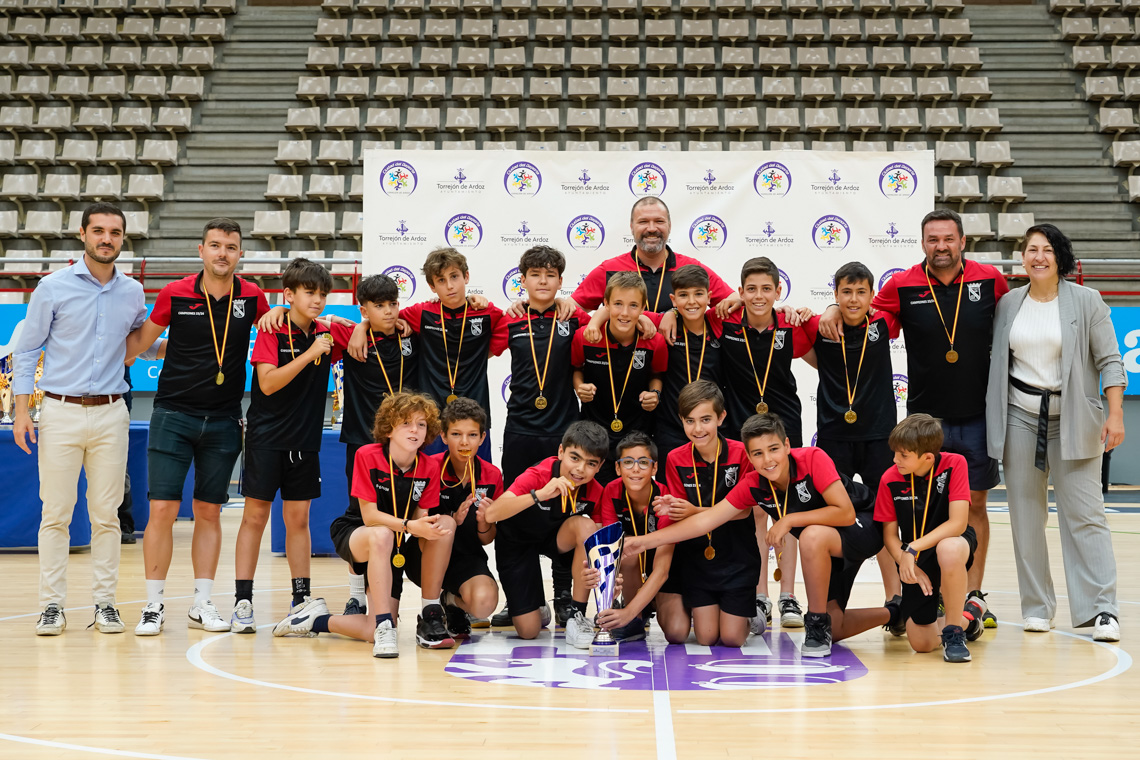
xmin=230 ymin=600 xmax=256 ymax=634
xmin=272 ymin=597 xmax=329 ymax=638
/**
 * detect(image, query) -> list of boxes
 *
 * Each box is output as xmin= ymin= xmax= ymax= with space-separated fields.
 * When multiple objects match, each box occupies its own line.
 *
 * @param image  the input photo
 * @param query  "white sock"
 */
xmin=421 ymin=597 xmax=440 ymax=611
xmin=779 ymin=591 xmax=794 ymax=600
xmin=146 ymin=580 xmax=165 ymax=606
xmin=349 ymin=573 xmax=366 ymax=603
xmin=194 ymin=579 xmax=213 ymax=606
xmin=756 ymin=592 xmax=770 ymax=602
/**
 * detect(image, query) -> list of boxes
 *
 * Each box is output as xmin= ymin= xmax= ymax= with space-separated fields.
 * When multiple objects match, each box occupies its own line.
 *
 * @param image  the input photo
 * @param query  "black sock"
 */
xmin=291 ymin=577 xmax=310 ymax=607
xmin=376 ymin=613 xmax=393 ymax=627
xmin=311 ymin=615 xmax=331 ymax=634
xmin=573 ymin=600 xmax=588 ymax=616
xmin=235 ymin=579 xmax=253 ymax=604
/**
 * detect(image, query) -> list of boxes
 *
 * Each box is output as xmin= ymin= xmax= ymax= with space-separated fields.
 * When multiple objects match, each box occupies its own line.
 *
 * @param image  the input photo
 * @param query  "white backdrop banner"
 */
xmin=363 ymin=149 xmax=935 ymax=457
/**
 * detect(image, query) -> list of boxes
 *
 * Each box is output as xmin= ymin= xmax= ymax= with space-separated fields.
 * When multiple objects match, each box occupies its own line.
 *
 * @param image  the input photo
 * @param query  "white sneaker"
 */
xmin=272 ymin=601 xmax=326 ymax=638
xmin=188 ymin=600 xmax=229 ymax=632
xmin=1024 ymin=616 xmax=1055 ymax=633
xmin=135 ymin=602 xmax=164 ymax=636
xmin=779 ymin=595 xmax=805 ymax=628
xmin=92 ymin=603 xmax=125 ymax=634
xmin=1093 ymin=613 xmax=1121 ymax=642
xmin=373 ymin=619 xmax=399 ymax=658
xmin=539 ymin=602 xmax=553 ymax=629
xmin=230 ymin=600 xmax=256 ymax=634
xmin=565 ymin=611 xmax=594 ymax=649
xmin=35 ymin=604 xmax=66 ymax=636
xmin=291 ymin=595 xmax=330 ymax=618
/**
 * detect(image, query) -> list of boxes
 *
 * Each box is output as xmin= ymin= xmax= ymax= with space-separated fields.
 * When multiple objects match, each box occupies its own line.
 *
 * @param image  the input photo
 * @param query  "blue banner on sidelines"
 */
xmin=0 ymin=302 xmax=363 ymax=392
xmin=1111 ymin=306 xmax=1140 ymax=395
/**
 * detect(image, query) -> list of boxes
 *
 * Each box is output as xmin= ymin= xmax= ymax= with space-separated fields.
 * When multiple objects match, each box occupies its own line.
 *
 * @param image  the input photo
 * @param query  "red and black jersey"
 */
xmin=331 ymin=322 xmax=420 ymax=447
xmin=348 ymin=444 xmax=441 ymax=522
xmin=658 ymin=312 xmax=726 ymax=445
xmin=873 ymin=260 xmax=1009 ymax=420
xmin=598 ymin=479 xmax=665 ymax=577
xmin=571 ymin=326 xmax=668 ymax=448
xmin=149 ymin=272 xmax=270 ymax=418
xmin=430 ymin=452 xmax=504 ymax=563
xmin=726 ymin=447 xmax=873 ymax=540
xmin=662 ymin=437 xmax=759 ymax=590
xmin=247 ymin=319 xmax=343 ymax=451
xmin=571 ymin=246 xmax=735 ymax=314
xmin=720 ymin=311 xmax=812 ymax=438
xmin=803 ymin=312 xmax=900 ymax=442
xmin=498 ymin=456 xmax=604 ymax=542
xmin=502 ymin=305 xmax=590 ymax=437
xmin=401 ymin=300 xmax=507 ymax=425
xmin=874 ymin=452 xmax=970 ymax=543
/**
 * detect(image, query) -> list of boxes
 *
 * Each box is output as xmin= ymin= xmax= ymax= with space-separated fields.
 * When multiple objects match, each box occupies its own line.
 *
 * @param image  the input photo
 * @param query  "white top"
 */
xmin=1008 ymin=294 xmax=1062 ymax=416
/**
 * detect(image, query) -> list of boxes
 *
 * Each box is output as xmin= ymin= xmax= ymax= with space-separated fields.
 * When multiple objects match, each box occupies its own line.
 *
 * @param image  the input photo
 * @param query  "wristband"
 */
xmin=648 ymin=388 xmax=661 ymax=397
xmin=530 ymin=489 xmax=542 ymax=507
xmin=901 ymin=543 xmax=918 ymax=558
xmin=402 ymin=517 xmax=410 ymax=533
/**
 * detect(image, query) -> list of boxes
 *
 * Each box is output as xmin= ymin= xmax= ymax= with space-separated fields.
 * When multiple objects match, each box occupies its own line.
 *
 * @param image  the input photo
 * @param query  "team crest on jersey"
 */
xmin=476 ymin=487 xmax=489 ymax=499
xmin=471 ymin=318 xmax=483 ymax=336
xmin=724 ymin=466 xmax=739 ymax=487
xmin=773 ymin=330 xmax=786 ymax=351
xmin=709 ymin=338 xmax=720 ymax=349
xmin=632 ymin=349 xmax=646 ymax=370
xmin=936 ymin=471 xmax=948 ymax=494
xmin=796 ymin=481 xmax=812 ymax=503
xmin=413 ymin=481 xmax=426 ymax=501
xmin=400 ymin=338 xmax=413 ymax=356
xmin=867 ymin=323 xmax=880 ymax=342
xmin=967 ymin=282 xmax=982 ymax=302
xmin=232 ymin=299 xmax=245 ymax=319
xmin=556 ymin=320 xmax=571 ymax=337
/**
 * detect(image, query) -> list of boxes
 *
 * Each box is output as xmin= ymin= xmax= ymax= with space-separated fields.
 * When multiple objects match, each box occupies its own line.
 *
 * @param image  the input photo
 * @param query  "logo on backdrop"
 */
xmin=686 ymin=168 xmax=735 ymax=195
xmin=811 ymin=168 xmax=860 ymax=195
xmin=444 ymin=633 xmax=868 ymax=691
xmin=505 ymin=161 xmax=542 ymax=197
xmin=498 ymin=220 xmax=551 ymax=247
xmin=628 ymin=162 xmax=667 ymax=197
xmin=377 ymin=219 xmax=428 ymax=246
xmin=745 ymin=220 xmax=795 ymax=249
xmin=879 ymin=268 xmax=905 ymax=290
xmin=879 ymin=162 xmax=918 ymax=199
xmin=382 ymin=265 xmax=417 ymax=300
xmin=567 ymin=214 xmax=605 ymax=251
xmin=502 ymin=267 xmax=526 ymax=301
xmin=689 ymin=215 xmax=727 ymax=250
xmin=563 ymin=167 xmax=612 ymax=195
xmin=445 ymin=214 xmax=483 ymax=249
xmin=502 ymin=375 xmax=512 ymax=403
xmin=778 ymin=269 xmax=792 ymax=304
xmin=812 ymin=215 xmax=851 ymax=251
xmin=868 ymin=222 xmax=918 ymax=249
xmin=380 ymin=160 xmax=417 ymax=196
xmin=893 ymin=374 xmax=909 ymax=407
xmin=754 ymin=162 xmax=792 ymax=198
xmin=436 ymin=167 xmax=486 ymax=193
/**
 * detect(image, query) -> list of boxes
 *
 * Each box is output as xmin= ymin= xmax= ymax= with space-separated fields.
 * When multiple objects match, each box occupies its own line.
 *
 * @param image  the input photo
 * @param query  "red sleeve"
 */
xmin=705 ymin=266 xmax=735 ymax=306
xmin=571 ymin=266 xmax=607 ymax=311
xmin=596 ymin=485 xmax=619 ymax=525
xmin=873 ymin=475 xmax=897 ymax=523
xmin=350 ymin=447 xmax=379 ymax=503
xmin=802 ymin=315 xmax=821 ymax=346
xmin=644 ymin=310 xmax=664 ymax=327
xmin=725 ymin=472 xmax=758 ymax=511
xmin=506 ymin=462 xmax=545 ymax=496
xmin=572 ymin=307 xmax=592 ymax=327
xmin=871 ymin=271 xmax=901 ymax=317
xmin=417 ymin=455 xmax=441 ymax=511
xmin=790 ymin=322 xmax=812 ymax=359
xmin=487 ymin=304 xmax=508 ymax=357
xmin=874 ymin=310 xmax=902 ymax=340
xmin=705 ymin=310 xmax=724 ymax=339
xmin=250 ymin=330 xmax=280 ymax=367
xmin=948 ymin=455 xmax=970 ymax=502
xmin=664 ymin=449 xmax=687 ymax=499
xmin=993 ymin=270 xmax=1010 ymax=299
xmin=649 ymin=334 xmax=668 ymax=372
xmin=400 ymin=302 xmax=423 ymax=333
xmin=807 ymin=448 xmax=841 ymax=495
xmin=570 ymin=328 xmax=587 ymax=368
xmin=254 ymin=289 xmax=271 ymax=320
xmin=149 ymin=285 xmax=173 ymax=327
xmin=490 ymin=468 xmax=505 ymax=500
xmin=657 ymin=513 xmax=673 ymax=529
xmin=330 ymin=321 xmax=353 ymax=349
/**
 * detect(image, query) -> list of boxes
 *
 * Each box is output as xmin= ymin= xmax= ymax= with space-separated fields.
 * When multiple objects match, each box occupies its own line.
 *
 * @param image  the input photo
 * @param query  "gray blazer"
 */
xmin=986 ymin=278 xmax=1127 ymax=461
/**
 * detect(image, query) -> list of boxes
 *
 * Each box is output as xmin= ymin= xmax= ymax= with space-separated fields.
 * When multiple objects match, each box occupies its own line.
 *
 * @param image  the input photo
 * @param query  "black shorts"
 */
xmin=817 ymin=436 xmax=895 ymax=495
xmin=241 ymin=448 xmax=321 ymax=502
xmin=329 ymin=516 xmax=423 ymax=599
xmin=345 ymin=442 xmax=363 ymax=517
xmin=901 ymin=525 xmax=978 ymax=626
xmin=682 ymin=585 xmax=757 ymax=618
xmin=495 ymin=527 xmax=568 ymax=617
xmin=941 ymin=414 xmax=1000 ymax=492
xmin=658 ymin=571 xmax=683 ymax=597
xmin=501 ymin=431 xmax=564 ymax=489
xmin=827 ymin=515 xmax=885 ymax=610
xmin=442 ymin=549 xmax=495 ymax=598
xmin=147 ymin=406 xmax=243 ymax=504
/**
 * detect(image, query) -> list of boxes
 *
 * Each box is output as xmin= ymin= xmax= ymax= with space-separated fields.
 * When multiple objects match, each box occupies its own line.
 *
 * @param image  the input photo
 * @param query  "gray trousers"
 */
xmin=1003 ymin=404 xmax=1118 ymax=627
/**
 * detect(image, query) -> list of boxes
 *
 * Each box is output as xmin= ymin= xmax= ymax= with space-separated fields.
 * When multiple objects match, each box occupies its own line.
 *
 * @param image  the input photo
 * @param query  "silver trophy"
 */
xmin=330 ymin=359 xmax=344 ymax=426
xmin=584 ymin=522 xmax=624 ymax=656
xmin=0 ymin=354 xmax=13 ymax=425
xmin=30 ymin=351 xmax=44 ymax=424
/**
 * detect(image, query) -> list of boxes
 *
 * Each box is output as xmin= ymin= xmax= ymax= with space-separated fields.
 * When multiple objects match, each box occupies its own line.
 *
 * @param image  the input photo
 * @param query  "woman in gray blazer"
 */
xmin=985 ymin=224 xmax=1126 ymax=641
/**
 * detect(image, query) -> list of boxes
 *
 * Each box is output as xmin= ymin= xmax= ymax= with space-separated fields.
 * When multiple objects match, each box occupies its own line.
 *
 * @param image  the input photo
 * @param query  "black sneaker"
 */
xmin=554 ymin=591 xmax=575 ymax=629
xmin=610 ymin=616 xmax=646 ymax=643
xmin=343 ymin=597 xmax=366 ymax=616
xmin=778 ymin=595 xmax=804 ymax=628
xmin=967 ymin=590 xmax=997 ymax=629
xmin=416 ymin=604 xmax=456 ymax=649
xmin=883 ymin=595 xmax=906 ymax=637
xmin=444 ymin=603 xmax=471 ymax=639
xmin=490 ymin=606 xmax=513 ymax=627
xmin=121 ymin=532 xmax=136 ymax=545
xmin=937 ymin=592 xmax=945 ymax=618
xmin=963 ymin=599 xmax=985 ymax=641
xmin=941 ymin=624 xmax=971 ymax=663
xmin=801 ymin=612 xmax=832 ymax=657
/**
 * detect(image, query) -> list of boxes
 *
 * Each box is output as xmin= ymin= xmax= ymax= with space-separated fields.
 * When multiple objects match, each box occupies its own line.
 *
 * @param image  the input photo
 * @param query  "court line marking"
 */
xmin=186 ymin=625 xmax=649 ymax=714
xmin=0 ymin=733 xmax=208 ymax=760
xmin=653 ymin=691 xmax=677 ymax=760
xmin=678 ymin=624 xmax=1132 ymax=714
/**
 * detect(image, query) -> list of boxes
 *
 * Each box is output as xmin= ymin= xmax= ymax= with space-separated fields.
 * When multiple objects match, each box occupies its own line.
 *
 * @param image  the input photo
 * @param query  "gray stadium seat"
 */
xmin=107 ymin=45 xmax=144 ymax=70
xmin=805 ymin=106 xmax=841 ymax=134
xmin=872 ymin=46 xmax=906 ymax=71
xmin=342 ymin=47 xmax=375 ymax=72
xmin=766 ymin=106 xmax=801 ymax=136
xmin=99 ymin=138 xmax=137 ymax=165
xmin=685 ymin=106 xmax=719 ymax=137
xmin=985 ymin=175 xmax=1025 ymax=208
xmin=841 ymin=75 xmax=876 ymax=102
xmin=169 ymin=75 xmax=204 ymax=102
xmin=935 ymin=139 xmax=972 ymax=167
xmin=966 ymin=106 xmax=1003 ymax=134
xmin=297 ymin=75 xmax=331 ymax=103
xmin=866 ymin=18 xmax=898 ymax=41
xmin=568 ymin=77 xmax=601 ymax=104
xmin=180 ymin=46 xmax=215 ymax=71
xmin=297 ymin=211 xmax=336 ymax=242
xmin=941 ymin=174 xmax=981 ymax=202
xmin=23 ymin=210 xmax=64 ymax=239
xmin=961 ymin=212 xmax=993 ymax=245
xmin=1098 ymin=106 xmax=1137 ymax=132
xmin=14 ymin=73 xmax=50 ymax=99
xmin=0 ymin=173 xmax=39 ymax=200
xmin=956 ymin=76 xmax=992 ymax=102
xmin=452 ymin=76 xmax=486 ymax=104
xmin=307 ymin=173 xmax=346 ymax=204
xmin=90 ymin=74 xmax=127 ymax=100
xmin=846 ymin=106 xmax=881 ymax=133
xmin=18 ymin=137 xmax=58 ymax=164
xmin=47 ymin=17 xmax=83 ymax=42
xmin=1111 ymin=139 xmax=1140 ymax=167
xmin=253 ymin=210 xmax=291 ymax=244
xmin=144 ymin=45 xmax=179 ymax=69
xmin=802 ymin=76 xmax=835 ymax=101
xmin=364 ymin=107 xmax=399 ymax=134
xmin=925 ymin=106 xmax=962 ymax=133
xmin=60 ymin=138 xmax=98 ymax=166
xmin=947 ymin=46 xmax=982 ymax=71
xmin=797 ymin=46 xmax=830 ymax=72
xmin=881 ymin=75 xmax=915 ymax=102
xmin=726 ymin=106 xmax=759 ymax=135
xmin=154 ymin=106 xmax=191 ymax=133
xmin=405 ymin=106 xmax=440 ymax=136
xmin=444 ymin=106 xmax=479 ymax=136
xmin=413 ymin=75 xmax=446 ymax=102
xmin=335 ymin=75 xmax=370 ymax=102
xmin=1074 ymin=46 xmax=1109 ymax=70
xmin=975 ymin=140 xmax=1012 ymax=168
xmin=939 ymin=18 xmax=971 ymax=42
xmin=324 ymin=106 xmax=360 ymax=134
xmin=114 ymin=106 xmax=152 ymax=134
xmin=316 ymin=139 xmax=354 ymax=166
xmin=157 ymin=16 xmax=192 ymax=41
xmin=911 ymin=46 xmax=945 ymax=71
xmin=130 ymin=74 xmax=166 ymax=100
xmin=724 ymin=76 xmax=757 ymax=103
xmin=885 ymin=107 xmax=921 ymax=134
xmin=348 ymin=173 xmax=364 ymax=200
xmin=525 ymin=107 xmax=559 ymax=136
xmin=996 ymin=212 xmax=1033 ymax=241
xmin=902 ymin=17 xmax=934 ymax=41
xmin=380 ymin=48 xmax=413 ymax=73
xmin=125 ymin=173 xmax=164 ymax=203
xmin=486 ymin=107 xmax=520 ymax=136
xmin=31 ymin=45 xmax=68 ymax=69
xmin=567 ymin=107 xmax=601 ymax=135
xmin=139 ymin=138 xmax=177 ymax=166
xmin=605 ymin=107 xmax=638 ymax=136
xmin=374 ymin=76 xmax=408 ymax=104
xmin=647 ymin=76 xmax=679 ymax=103
xmin=35 ymin=105 xmax=72 ymax=132
xmin=830 ymin=18 xmax=862 ymax=41
xmin=836 ymin=47 xmax=869 ymax=72
xmin=286 ymin=108 xmax=321 ymax=135
xmin=83 ymin=174 xmax=122 ymax=200
xmin=75 ymin=105 xmax=112 ymax=133
xmin=852 ymin=140 xmax=889 ymax=151
xmin=918 ymin=76 xmax=952 ymax=102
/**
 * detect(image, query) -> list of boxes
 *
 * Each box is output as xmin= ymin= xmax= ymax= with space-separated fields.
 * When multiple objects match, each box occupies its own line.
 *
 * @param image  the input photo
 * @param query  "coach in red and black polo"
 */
xmin=572 ymin=246 xmax=736 ymax=315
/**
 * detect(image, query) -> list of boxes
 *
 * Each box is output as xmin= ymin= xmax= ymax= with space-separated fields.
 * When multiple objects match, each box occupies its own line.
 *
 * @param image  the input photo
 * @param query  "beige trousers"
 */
xmin=37 ymin=396 xmax=130 ymax=608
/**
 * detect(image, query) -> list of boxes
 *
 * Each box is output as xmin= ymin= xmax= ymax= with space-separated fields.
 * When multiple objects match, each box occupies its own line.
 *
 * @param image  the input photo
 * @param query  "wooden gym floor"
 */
xmin=2 ymin=501 xmax=1138 ymax=759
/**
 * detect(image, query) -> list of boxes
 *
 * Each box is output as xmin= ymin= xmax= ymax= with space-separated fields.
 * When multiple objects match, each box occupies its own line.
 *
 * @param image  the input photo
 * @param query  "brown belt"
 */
xmin=43 ymin=392 xmax=123 ymax=407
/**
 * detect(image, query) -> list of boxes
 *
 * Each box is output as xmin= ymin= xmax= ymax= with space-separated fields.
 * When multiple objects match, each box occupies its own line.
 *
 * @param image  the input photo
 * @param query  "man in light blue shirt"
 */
xmin=12 ymin=202 xmax=147 ymax=636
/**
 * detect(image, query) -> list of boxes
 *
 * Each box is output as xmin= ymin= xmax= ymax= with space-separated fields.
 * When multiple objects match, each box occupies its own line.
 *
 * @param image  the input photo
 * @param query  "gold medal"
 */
xmin=370 ymin=328 xmax=403 ymax=395
xmin=945 ymin=349 xmax=958 ymax=363
xmin=704 ymin=545 xmax=716 ymax=561
xmin=527 ymin=309 xmax=556 ymax=414
xmin=756 ymin=402 xmax=768 ymax=414
xmin=388 ymin=449 xmax=419 ymax=568
xmin=611 ymin=418 xmax=623 ymax=433
xmin=767 ymin=474 xmax=791 ymax=581
xmin=215 ymin=372 xmax=224 ymax=385
xmin=535 ymin=395 xmax=548 ymax=410
xmin=743 ymin=318 xmax=779 ymax=420
xmin=391 ymin=552 xmax=406 ymax=569
xmin=839 ymin=316 xmax=869 ymax=428
xmin=604 ymin=330 xmax=638 ymax=438
xmin=691 ymin=442 xmax=721 ymax=568
xmin=773 ymin=567 xmax=782 ymax=582
xmin=207 ymin=280 xmax=234 ymax=391
xmin=925 ymin=265 xmax=966 ymax=370
xmin=844 ymin=409 xmax=857 ymax=424
xmin=440 ymin=302 xmax=469 ymax=409
xmin=446 ymin=394 xmax=458 ymax=404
